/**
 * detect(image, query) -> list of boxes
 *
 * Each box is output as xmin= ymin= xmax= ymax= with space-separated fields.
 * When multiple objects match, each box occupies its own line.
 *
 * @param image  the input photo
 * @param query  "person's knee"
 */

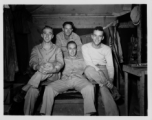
xmin=28 ymin=87 xmax=39 ymax=95
xmin=25 ymin=87 xmax=39 ymax=100
xmin=85 ymin=66 xmax=102 ymax=84
xmin=84 ymin=66 xmax=95 ymax=78
xmin=85 ymin=66 xmax=95 ymax=74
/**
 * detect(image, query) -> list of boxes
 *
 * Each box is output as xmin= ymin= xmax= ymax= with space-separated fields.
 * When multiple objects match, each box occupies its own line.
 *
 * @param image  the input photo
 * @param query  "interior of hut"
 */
xmin=4 ymin=4 xmax=147 ymax=116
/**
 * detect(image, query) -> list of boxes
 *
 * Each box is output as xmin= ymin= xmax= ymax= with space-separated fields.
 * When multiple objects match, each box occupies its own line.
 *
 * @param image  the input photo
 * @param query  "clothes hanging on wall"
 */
xmin=108 ymin=26 xmax=123 ymax=63
xmin=11 ymin=6 xmax=41 ymax=74
xmin=4 ymin=8 xmax=18 ymax=81
xmin=107 ymin=25 xmax=124 ymax=87
xmin=10 ymin=6 xmax=33 ymax=74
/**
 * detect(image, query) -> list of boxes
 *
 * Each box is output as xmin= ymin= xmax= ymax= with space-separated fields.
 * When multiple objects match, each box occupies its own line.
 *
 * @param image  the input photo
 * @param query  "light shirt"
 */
xmin=61 ymin=54 xmax=86 ymax=80
xmin=29 ymin=43 xmax=64 ymax=71
xmin=56 ymin=31 xmax=82 ymax=55
xmin=82 ymin=42 xmax=114 ymax=79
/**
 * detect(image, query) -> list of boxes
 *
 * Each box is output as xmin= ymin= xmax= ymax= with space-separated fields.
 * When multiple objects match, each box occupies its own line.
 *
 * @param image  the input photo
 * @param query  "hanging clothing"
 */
xmin=4 ymin=8 xmax=18 ymax=81
xmin=108 ymin=26 xmax=123 ymax=63
xmin=107 ymin=26 xmax=123 ymax=80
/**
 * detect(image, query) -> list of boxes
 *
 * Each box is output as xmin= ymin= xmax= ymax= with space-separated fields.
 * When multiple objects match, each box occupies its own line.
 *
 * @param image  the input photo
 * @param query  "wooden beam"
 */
xmin=137 ymin=5 xmax=142 ymax=63
xmin=55 ymin=99 xmax=83 ymax=104
xmin=118 ymin=21 xmax=135 ymax=28
xmin=32 ymin=14 xmax=115 ymax=17
xmin=33 ymin=15 xmax=116 ymax=28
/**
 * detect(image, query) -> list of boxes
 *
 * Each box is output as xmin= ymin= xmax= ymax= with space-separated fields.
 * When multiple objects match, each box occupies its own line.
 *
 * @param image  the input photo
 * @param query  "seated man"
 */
xmin=56 ymin=21 xmax=82 ymax=56
xmin=82 ymin=26 xmax=119 ymax=115
xmin=40 ymin=41 xmax=96 ymax=115
xmin=14 ymin=26 xmax=64 ymax=115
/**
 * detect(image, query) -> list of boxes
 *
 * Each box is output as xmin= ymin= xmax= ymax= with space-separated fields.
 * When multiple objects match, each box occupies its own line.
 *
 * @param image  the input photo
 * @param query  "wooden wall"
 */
xmin=33 ymin=15 xmax=116 ymax=29
xmin=30 ymin=5 xmax=131 ymax=29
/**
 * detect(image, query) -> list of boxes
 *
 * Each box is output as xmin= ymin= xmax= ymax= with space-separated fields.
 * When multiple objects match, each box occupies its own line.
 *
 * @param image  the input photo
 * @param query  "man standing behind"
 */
xmin=40 ymin=41 xmax=96 ymax=115
xmin=56 ymin=21 xmax=82 ymax=56
xmin=82 ymin=26 xmax=119 ymax=115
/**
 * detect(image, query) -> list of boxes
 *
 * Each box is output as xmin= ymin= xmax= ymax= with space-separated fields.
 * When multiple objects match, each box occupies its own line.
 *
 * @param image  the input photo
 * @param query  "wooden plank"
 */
xmin=118 ymin=21 xmax=135 ymax=28
xmin=55 ymin=99 xmax=83 ymax=104
xmin=139 ymin=73 xmax=145 ymax=116
xmin=33 ymin=15 xmax=116 ymax=28
xmin=137 ymin=5 xmax=142 ymax=63
xmin=123 ymin=65 xmax=147 ymax=116
xmin=124 ymin=72 xmax=128 ymax=116
xmin=31 ymin=5 xmax=127 ymax=15
xmin=123 ymin=65 xmax=147 ymax=77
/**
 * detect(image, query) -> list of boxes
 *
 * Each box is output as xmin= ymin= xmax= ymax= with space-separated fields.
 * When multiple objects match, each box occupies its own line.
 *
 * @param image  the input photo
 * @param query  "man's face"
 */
xmin=91 ymin=30 xmax=104 ymax=46
xmin=62 ymin=24 xmax=73 ymax=36
xmin=68 ymin=43 xmax=77 ymax=57
xmin=41 ymin=28 xmax=54 ymax=43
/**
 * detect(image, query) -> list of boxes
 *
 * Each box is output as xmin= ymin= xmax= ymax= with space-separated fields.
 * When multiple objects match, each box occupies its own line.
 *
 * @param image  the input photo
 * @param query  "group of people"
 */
xmin=14 ymin=21 xmax=119 ymax=116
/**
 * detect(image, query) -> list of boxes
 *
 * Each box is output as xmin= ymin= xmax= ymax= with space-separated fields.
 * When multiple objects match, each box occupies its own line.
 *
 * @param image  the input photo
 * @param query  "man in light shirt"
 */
xmin=56 ymin=21 xmax=82 ymax=56
xmin=13 ymin=26 xmax=64 ymax=114
xmin=40 ymin=41 xmax=96 ymax=115
xmin=82 ymin=26 xmax=119 ymax=115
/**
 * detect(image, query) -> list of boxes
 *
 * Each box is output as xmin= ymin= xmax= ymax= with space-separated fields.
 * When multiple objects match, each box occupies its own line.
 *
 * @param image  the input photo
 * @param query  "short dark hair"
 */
xmin=42 ymin=25 xmax=53 ymax=34
xmin=67 ymin=41 xmax=77 ymax=48
xmin=93 ymin=26 xmax=104 ymax=33
xmin=63 ymin=21 xmax=74 ymax=29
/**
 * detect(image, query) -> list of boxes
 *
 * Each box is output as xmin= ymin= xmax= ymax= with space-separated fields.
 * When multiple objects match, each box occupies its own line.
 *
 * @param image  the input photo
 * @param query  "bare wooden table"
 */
xmin=123 ymin=65 xmax=147 ymax=116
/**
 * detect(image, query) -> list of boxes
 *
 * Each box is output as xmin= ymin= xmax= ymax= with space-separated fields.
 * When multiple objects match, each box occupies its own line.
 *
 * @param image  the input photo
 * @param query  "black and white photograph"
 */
xmin=2 ymin=0 xmax=151 ymax=118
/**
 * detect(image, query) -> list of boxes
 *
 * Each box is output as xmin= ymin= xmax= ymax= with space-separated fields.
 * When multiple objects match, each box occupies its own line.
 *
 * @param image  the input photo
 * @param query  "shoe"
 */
xmin=85 ymin=112 xmax=97 ymax=116
xmin=13 ymin=90 xmax=26 ymax=103
xmin=90 ymin=112 xmax=97 ymax=116
xmin=37 ymin=112 xmax=45 ymax=115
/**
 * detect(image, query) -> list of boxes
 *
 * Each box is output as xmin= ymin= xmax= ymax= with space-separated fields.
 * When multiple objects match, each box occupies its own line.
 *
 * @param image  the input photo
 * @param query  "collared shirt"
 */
xmin=29 ymin=43 xmax=64 ymax=71
xmin=61 ymin=54 xmax=86 ymax=80
xmin=56 ymin=31 xmax=82 ymax=53
xmin=82 ymin=42 xmax=114 ymax=79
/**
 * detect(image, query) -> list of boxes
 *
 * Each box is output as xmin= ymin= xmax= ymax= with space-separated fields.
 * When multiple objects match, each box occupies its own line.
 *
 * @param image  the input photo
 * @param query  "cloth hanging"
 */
xmin=107 ymin=26 xmax=123 ymax=78
xmin=4 ymin=8 xmax=18 ymax=81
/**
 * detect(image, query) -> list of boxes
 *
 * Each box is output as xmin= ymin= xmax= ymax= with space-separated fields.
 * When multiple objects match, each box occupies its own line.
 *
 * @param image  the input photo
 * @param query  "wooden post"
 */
xmin=124 ymin=72 xmax=128 ymax=116
xmin=139 ymin=72 xmax=145 ymax=115
xmin=137 ymin=5 xmax=142 ymax=63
